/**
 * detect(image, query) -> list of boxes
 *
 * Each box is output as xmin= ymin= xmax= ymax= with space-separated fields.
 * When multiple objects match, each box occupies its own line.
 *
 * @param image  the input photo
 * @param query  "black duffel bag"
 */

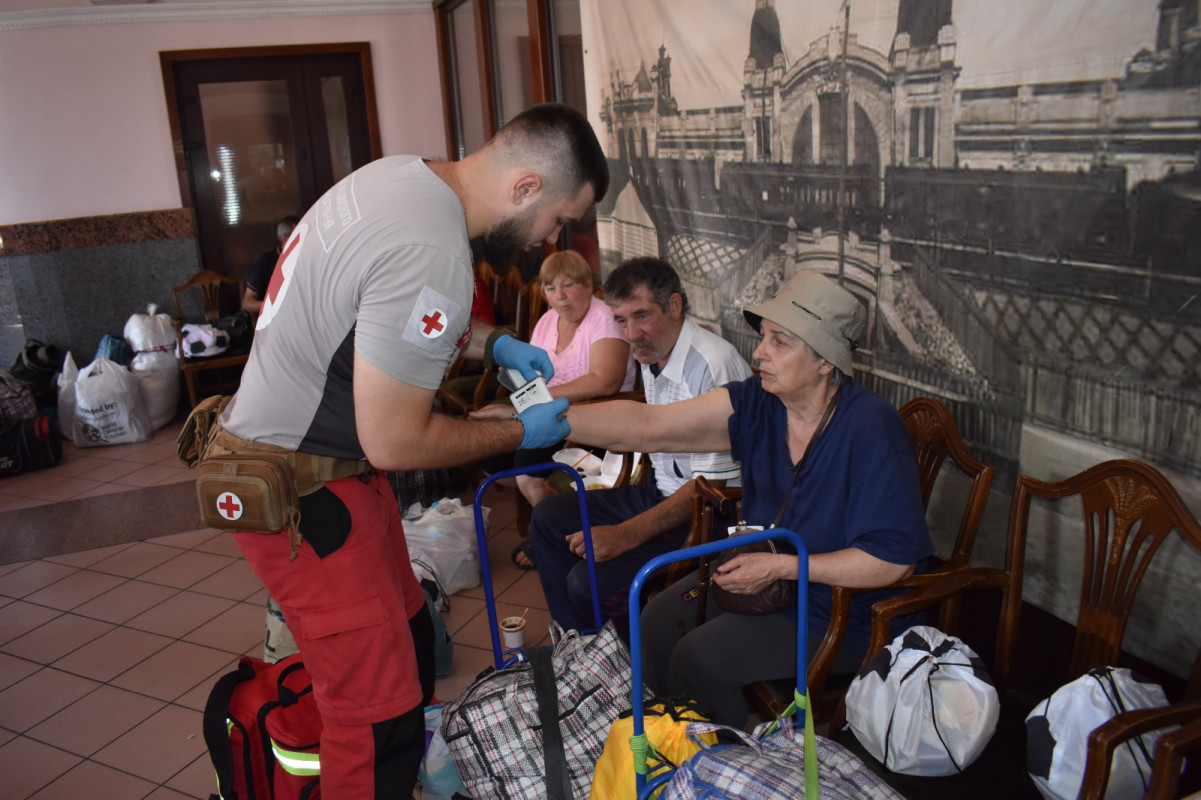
xmin=0 ymin=416 xmax=63 ymax=477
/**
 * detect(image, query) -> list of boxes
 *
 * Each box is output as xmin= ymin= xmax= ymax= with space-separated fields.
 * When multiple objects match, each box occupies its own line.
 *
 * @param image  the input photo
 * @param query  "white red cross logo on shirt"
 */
xmin=217 ymin=492 xmax=244 ymax=521
xmin=420 ymin=308 xmax=447 ymax=338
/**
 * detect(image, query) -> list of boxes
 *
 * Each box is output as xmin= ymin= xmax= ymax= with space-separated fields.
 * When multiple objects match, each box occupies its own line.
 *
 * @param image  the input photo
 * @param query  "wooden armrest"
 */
xmin=1082 ymin=700 xmax=1201 ymax=799
xmin=663 ymin=477 xmax=741 ymax=589
xmin=694 ymin=475 xmax=740 ymax=512
xmin=863 ymin=567 xmax=1009 ymax=658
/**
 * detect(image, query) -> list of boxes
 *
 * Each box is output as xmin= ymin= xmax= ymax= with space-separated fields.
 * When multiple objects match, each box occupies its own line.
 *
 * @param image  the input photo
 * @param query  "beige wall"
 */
xmin=0 ymin=1 xmax=446 ymax=226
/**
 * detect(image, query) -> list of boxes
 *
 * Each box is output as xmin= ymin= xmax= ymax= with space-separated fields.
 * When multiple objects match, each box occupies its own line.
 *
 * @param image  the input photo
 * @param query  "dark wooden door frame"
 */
xmin=160 ymin=42 xmax=382 ymax=270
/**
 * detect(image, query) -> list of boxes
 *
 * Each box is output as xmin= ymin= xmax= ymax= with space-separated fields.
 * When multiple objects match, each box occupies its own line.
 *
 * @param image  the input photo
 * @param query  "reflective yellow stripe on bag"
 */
xmin=270 ymin=739 xmax=321 ymax=777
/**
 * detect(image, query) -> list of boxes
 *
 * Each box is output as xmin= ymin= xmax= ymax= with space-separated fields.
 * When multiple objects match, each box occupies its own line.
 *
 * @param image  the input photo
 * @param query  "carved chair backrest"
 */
xmin=899 ymin=396 xmax=995 ymax=570
xmin=995 ymin=458 xmax=1201 ymax=690
xmin=172 ymin=269 xmax=241 ymax=326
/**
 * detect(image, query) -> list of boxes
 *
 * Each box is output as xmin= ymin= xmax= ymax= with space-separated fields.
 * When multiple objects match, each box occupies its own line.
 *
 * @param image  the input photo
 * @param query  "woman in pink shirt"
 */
xmin=472 ymin=250 xmax=634 ymax=564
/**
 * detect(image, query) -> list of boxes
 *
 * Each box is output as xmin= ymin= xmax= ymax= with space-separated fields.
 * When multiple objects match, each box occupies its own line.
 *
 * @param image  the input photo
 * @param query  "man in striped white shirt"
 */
xmin=527 ymin=257 xmax=751 ymax=633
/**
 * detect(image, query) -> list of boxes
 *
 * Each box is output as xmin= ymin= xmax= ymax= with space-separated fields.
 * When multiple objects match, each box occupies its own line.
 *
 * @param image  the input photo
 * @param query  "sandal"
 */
xmin=511 ymin=540 xmax=537 ymax=571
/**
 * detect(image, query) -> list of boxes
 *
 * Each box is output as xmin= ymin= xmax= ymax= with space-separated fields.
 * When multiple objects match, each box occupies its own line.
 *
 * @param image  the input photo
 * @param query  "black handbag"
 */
xmin=706 ymin=389 xmax=840 ymax=617
xmin=709 ymin=533 xmax=795 ymax=615
xmin=215 ymin=310 xmax=253 ymax=349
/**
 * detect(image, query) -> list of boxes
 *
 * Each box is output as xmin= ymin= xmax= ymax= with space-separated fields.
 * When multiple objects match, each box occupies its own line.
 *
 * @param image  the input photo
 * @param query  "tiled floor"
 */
xmin=0 ymin=417 xmax=544 ymax=799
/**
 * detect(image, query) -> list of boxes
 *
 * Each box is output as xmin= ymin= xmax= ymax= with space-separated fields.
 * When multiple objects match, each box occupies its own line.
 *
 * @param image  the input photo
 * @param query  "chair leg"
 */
xmin=185 ymin=372 xmax=198 ymax=409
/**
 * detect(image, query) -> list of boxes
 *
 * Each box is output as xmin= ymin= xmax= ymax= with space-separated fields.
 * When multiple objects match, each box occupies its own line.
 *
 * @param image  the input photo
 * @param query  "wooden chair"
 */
xmin=683 ymin=395 xmax=994 ymax=720
xmin=436 ymin=262 xmax=532 ymax=417
xmin=666 ymin=476 xmax=740 ymax=589
xmin=436 ymin=337 xmax=511 ymax=417
xmin=524 ymin=276 xmax=546 ymax=343
xmin=171 ymin=269 xmax=252 ymax=408
xmin=483 ymin=260 xmax=532 ymax=338
xmin=830 ymin=458 xmax=1201 ymax=799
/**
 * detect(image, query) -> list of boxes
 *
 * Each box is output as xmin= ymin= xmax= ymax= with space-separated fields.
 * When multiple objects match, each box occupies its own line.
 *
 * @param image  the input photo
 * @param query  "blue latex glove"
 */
xmin=518 ymin=397 xmax=570 ymax=450
xmin=492 ymin=334 xmax=555 ymax=383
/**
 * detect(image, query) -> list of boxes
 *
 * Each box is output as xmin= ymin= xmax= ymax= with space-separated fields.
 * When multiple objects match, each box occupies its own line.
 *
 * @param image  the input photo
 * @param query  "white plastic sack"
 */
xmin=73 ymin=356 xmax=153 ymax=447
xmin=403 ymin=498 xmax=485 ymax=596
xmin=845 ymin=625 xmax=1000 ymax=776
xmin=1025 ymin=667 xmax=1175 ymax=800
xmin=124 ymin=304 xmax=180 ymax=430
xmin=56 ymin=352 xmax=78 ymax=435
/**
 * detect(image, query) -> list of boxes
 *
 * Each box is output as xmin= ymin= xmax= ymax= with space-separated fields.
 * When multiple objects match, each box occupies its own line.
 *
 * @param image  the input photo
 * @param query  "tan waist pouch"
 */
xmin=179 ymin=396 xmax=371 ymax=558
xmin=197 ymin=451 xmax=298 ymax=535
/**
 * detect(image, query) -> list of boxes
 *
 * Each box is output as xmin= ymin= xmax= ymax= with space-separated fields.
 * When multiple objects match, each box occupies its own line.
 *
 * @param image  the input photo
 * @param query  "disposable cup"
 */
xmin=500 ymin=615 xmax=526 ymax=649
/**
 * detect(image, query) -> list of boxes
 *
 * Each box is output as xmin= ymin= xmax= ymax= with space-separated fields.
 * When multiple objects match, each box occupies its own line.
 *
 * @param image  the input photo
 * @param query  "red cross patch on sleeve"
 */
xmin=419 ymin=308 xmax=448 ymax=338
xmin=402 ymin=285 xmax=465 ymax=354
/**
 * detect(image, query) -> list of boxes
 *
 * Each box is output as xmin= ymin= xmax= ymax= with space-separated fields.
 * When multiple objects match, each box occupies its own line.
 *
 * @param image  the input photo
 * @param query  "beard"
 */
xmin=479 ymin=210 xmax=535 ymax=267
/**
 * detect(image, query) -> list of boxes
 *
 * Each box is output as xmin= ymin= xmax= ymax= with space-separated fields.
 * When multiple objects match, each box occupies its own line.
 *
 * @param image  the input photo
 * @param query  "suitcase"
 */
xmin=202 ymin=653 xmax=322 ymax=800
xmin=471 ymin=462 xmax=603 ymax=669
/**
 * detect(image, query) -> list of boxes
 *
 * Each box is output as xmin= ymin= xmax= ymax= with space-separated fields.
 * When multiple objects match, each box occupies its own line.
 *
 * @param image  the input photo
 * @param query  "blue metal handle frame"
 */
xmin=472 ymin=462 xmax=604 ymax=669
xmin=626 ymin=528 xmax=810 ymax=799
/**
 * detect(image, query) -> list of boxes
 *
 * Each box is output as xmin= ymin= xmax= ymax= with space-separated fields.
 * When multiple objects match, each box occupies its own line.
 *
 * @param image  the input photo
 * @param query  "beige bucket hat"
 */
xmin=743 ymin=271 xmax=866 ymax=376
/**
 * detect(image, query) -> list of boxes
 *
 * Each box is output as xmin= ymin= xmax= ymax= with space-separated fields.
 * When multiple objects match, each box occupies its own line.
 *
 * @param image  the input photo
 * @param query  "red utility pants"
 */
xmin=234 ymin=471 xmax=427 ymax=798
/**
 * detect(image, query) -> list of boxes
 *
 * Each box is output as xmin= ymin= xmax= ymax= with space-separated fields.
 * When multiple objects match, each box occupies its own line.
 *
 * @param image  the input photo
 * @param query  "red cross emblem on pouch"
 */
xmin=421 ymin=308 xmax=447 ymax=338
xmin=217 ymin=492 xmax=244 ymax=521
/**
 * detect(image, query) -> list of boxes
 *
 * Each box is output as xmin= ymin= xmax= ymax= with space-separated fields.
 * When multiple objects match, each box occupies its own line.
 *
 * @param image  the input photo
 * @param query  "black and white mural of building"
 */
xmin=581 ymin=0 xmax=1200 ymax=674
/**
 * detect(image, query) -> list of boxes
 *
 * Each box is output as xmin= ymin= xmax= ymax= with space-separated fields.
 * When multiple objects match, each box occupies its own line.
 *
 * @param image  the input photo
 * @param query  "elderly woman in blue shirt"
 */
xmin=562 ymin=270 xmax=931 ymax=727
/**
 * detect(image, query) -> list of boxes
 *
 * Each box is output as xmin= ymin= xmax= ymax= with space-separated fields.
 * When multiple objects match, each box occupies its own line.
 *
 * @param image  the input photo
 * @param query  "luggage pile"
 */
xmin=196 ymin=466 xmax=906 ymax=800
xmin=1 ymin=340 xmax=64 ymax=476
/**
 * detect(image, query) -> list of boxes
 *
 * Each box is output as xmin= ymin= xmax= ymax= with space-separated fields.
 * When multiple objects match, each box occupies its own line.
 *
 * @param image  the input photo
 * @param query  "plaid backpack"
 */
xmin=0 ymin=370 xmax=36 ymax=423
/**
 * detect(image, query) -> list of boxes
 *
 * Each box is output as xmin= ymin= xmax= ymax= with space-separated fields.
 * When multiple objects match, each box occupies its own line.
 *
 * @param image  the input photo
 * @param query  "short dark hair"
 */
xmin=495 ymin=103 xmax=609 ymax=204
xmin=277 ymin=215 xmax=300 ymax=238
xmin=603 ymin=257 xmax=690 ymax=316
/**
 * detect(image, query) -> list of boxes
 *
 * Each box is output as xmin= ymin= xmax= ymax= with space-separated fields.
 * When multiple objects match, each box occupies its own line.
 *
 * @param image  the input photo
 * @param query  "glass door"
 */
xmin=168 ymin=50 xmax=376 ymax=278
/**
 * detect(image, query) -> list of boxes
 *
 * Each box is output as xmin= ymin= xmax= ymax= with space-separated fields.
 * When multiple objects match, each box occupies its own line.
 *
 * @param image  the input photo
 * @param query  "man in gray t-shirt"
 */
xmin=221 ymin=104 xmax=608 ymax=798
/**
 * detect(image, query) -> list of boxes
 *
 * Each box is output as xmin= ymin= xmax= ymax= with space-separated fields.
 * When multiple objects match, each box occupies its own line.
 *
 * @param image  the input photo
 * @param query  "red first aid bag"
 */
xmin=203 ymin=653 xmax=322 ymax=799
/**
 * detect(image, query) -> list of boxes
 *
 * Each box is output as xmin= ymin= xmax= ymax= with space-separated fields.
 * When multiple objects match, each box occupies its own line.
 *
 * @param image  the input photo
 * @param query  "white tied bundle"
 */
xmin=1026 ymin=667 xmax=1176 ymax=800
xmin=124 ymin=304 xmax=180 ymax=430
xmin=845 ymin=625 xmax=1000 ymax=776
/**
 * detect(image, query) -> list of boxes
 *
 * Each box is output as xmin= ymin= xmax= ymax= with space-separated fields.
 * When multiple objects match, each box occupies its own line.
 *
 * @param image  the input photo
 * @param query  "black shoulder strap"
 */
xmin=202 ymin=659 xmax=257 ymax=800
xmin=527 ymin=646 xmax=571 ymax=800
xmin=274 ymin=659 xmax=310 ymax=706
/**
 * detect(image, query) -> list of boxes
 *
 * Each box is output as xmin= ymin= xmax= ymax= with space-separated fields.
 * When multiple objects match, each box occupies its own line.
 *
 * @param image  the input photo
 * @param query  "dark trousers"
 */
xmin=641 ymin=571 xmax=864 ymax=729
xmin=529 ymin=482 xmax=690 ymax=632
